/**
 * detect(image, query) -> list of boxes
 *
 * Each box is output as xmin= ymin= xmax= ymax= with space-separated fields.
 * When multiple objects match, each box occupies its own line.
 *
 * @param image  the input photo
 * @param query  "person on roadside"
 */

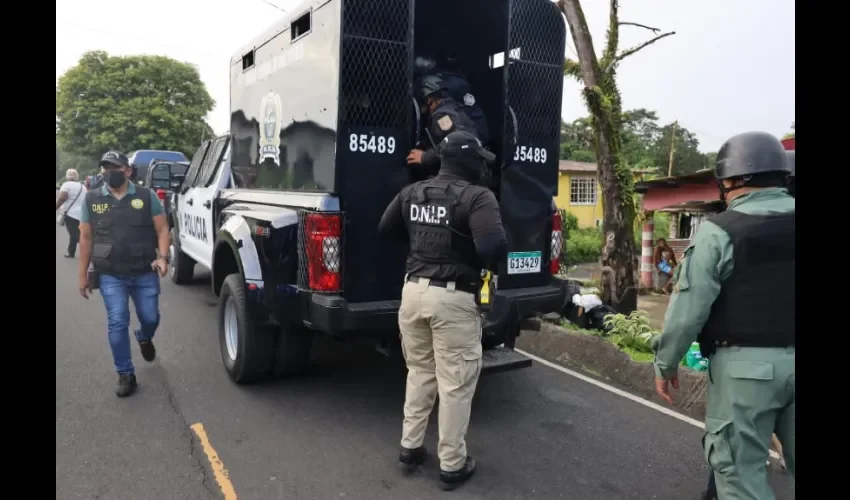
xmin=651 ymin=131 xmax=795 ymax=500
xmin=379 ymin=130 xmax=506 ymax=491
xmin=56 ymin=168 xmax=87 ymax=258
xmin=653 ymin=238 xmax=678 ymax=294
xmin=78 ymin=151 xmax=171 ymax=398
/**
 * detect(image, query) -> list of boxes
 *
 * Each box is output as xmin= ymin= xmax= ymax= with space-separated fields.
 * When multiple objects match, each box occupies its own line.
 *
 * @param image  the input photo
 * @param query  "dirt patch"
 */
xmin=518 ymin=320 xmax=708 ymax=421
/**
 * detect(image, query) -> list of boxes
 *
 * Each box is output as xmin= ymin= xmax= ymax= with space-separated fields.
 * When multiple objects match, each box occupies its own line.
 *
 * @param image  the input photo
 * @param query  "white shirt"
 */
xmin=59 ymin=181 xmax=87 ymax=221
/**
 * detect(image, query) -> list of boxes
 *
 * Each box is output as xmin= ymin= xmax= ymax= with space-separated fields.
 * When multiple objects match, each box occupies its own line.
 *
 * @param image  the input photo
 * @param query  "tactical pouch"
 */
xmin=87 ymin=270 xmax=100 ymax=290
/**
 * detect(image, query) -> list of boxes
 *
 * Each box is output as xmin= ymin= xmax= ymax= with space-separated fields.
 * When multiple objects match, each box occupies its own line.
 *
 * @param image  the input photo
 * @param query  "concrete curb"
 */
xmin=517 ymin=320 xmax=709 ymax=421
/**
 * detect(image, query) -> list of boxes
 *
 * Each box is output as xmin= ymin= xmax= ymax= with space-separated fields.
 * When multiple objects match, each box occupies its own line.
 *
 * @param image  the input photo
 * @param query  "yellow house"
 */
xmin=554 ymin=160 xmax=603 ymax=229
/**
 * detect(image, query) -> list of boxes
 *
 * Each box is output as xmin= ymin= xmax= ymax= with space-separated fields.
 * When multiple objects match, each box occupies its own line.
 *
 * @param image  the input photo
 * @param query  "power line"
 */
xmin=56 ymin=21 xmax=224 ymax=61
xmin=256 ymin=0 xmax=288 ymax=13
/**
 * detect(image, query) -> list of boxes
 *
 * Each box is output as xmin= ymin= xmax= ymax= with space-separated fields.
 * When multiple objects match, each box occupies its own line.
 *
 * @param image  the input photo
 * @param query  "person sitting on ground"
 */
xmin=653 ymin=238 xmax=678 ymax=294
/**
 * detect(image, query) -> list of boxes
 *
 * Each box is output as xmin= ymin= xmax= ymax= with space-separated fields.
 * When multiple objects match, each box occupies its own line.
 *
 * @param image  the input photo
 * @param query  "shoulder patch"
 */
xmin=131 ymin=198 xmax=145 ymax=209
xmin=463 ymin=93 xmax=476 ymax=106
xmin=437 ymin=115 xmax=454 ymax=131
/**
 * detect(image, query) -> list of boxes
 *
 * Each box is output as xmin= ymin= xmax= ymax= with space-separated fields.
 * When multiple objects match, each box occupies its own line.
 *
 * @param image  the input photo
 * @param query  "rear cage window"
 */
xmin=291 ymin=10 xmax=312 ymax=42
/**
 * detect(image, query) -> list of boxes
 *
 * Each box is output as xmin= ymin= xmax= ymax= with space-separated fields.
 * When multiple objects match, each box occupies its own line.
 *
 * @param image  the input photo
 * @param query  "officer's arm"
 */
xmin=651 ymin=222 xmax=733 ymax=380
xmin=419 ymin=112 xmax=453 ymax=171
xmin=467 ymin=190 xmax=507 ymax=267
xmin=78 ymin=201 xmax=92 ymax=280
xmin=149 ymin=191 xmax=170 ymax=258
xmin=377 ymin=192 xmax=407 ymax=241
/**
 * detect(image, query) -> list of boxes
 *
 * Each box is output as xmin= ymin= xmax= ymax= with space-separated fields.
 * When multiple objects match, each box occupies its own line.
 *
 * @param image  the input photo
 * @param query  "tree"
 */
xmin=557 ymin=0 xmax=675 ymax=298
xmin=56 ymin=51 xmax=215 ymax=159
xmin=650 ymin=123 xmax=707 ymax=176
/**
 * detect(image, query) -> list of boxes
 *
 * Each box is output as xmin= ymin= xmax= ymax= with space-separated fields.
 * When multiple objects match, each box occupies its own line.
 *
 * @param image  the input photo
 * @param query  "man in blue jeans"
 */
xmin=78 ymin=151 xmax=171 ymax=397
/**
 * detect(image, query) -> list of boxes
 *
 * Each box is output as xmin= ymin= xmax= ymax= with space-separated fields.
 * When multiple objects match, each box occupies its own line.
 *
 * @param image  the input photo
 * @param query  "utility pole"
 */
xmin=667 ymin=121 xmax=677 ymax=177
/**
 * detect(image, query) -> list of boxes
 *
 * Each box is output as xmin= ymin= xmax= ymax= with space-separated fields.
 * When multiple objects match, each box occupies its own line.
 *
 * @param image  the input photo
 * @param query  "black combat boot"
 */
xmin=116 ymin=373 xmax=137 ymax=398
xmin=439 ymin=457 xmax=477 ymax=491
xmin=399 ymin=446 xmax=427 ymax=474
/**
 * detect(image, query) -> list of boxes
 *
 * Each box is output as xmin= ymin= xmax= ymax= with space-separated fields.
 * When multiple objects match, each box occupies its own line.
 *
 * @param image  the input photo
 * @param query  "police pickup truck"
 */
xmin=169 ymin=0 xmax=576 ymax=383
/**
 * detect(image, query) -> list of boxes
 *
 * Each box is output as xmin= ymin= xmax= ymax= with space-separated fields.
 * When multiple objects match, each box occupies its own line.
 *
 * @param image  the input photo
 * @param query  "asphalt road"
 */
xmin=55 ymin=223 xmax=795 ymax=500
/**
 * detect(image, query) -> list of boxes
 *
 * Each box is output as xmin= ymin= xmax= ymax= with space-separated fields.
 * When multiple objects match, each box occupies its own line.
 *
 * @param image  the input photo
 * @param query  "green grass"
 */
xmin=558 ymin=321 xmax=655 ymax=363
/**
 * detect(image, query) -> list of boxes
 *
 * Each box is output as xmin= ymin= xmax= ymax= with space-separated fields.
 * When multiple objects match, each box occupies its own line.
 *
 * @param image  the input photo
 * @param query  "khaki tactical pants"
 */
xmin=398 ymin=278 xmax=483 ymax=472
xmin=704 ymin=346 xmax=795 ymax=500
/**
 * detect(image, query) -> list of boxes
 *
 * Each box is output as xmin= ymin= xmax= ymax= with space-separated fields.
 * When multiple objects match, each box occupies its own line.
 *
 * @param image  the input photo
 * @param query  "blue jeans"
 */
xmin=99 ymin=272 xmax=161 ymax=375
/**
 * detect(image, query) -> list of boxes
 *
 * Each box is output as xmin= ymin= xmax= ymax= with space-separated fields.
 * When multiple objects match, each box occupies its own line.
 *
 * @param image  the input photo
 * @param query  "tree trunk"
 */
xmin=558 ymin=0 xmax=640 ymax=300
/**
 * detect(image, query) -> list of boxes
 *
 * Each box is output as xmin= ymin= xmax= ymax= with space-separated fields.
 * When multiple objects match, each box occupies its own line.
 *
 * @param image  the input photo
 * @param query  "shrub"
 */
xmin=565 ymin=227 xmax=602 ymax=265
xmin=602 ymin=310 xmax=659 ymax=354
xmin=559 ymin=208 xmax=579 ymax=234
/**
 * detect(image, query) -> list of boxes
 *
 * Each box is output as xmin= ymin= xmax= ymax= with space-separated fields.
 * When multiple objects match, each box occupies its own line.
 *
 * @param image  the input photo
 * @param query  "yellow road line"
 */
xmin=190 ymin=422 xmax=238 ymax=500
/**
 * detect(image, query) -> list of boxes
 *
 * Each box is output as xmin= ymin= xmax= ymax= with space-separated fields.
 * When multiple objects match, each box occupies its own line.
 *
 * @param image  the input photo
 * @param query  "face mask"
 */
xmin=106 ymin=170 xmax=126 ymax=189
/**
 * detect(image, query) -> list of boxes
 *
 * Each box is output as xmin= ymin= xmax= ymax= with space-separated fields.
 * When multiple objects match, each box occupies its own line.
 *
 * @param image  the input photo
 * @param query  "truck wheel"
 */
xmin=218 ymin=273 xmax=276 ymax=383
xmin=271 ymin=326 xmax=313 ymax=376
xmin=169 ymin=228 xmax=195 ymax=285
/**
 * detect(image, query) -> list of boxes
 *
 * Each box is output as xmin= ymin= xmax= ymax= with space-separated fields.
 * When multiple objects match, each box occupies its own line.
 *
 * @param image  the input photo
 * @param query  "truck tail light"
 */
xmin=156 ymin=189 xmax=167 ymax=202
xmin=304 ymin=213 xmax=342 ymax=292
xmin=550 ymin=210 xmax=563 ymax=275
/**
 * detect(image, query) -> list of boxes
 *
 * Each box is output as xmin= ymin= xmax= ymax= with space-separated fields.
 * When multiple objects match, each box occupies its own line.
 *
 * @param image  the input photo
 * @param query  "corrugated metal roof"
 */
xmin=559 ymin=160 xmax=597 ymax=173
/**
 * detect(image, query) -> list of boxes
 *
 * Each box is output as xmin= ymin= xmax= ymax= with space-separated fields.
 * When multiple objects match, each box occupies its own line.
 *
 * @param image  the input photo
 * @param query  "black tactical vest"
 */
xmin=86 ymin=187 xmax=158 ymax=277
xmin=698 ymin=210 xmax=795 ymax=355
xmin=430 ymin=99 xmax=479 ymax=146
xmin=403 ymin=178 xmax=481 ymax=283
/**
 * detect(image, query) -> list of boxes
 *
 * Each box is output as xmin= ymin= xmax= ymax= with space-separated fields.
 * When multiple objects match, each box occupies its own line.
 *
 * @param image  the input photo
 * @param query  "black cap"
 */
xmin=714 ymin=132 xmax=789 ymax=180
xmin=99 ymin=151 xmax=130 ymax=168
xmin=785 ymin=150 xmax=795 ymax=176
xmin=441 ymin=130 xmax=496 ymax=163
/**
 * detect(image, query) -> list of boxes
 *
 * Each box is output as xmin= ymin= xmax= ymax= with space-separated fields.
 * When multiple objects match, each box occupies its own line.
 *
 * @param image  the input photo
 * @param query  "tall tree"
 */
xmin=651 ymin=123 xmax=707 ymax=176
xmin=557 ymin=0 xmax=675 ymax=297
xmin=56 ymin=51 xmax=215 ymax=159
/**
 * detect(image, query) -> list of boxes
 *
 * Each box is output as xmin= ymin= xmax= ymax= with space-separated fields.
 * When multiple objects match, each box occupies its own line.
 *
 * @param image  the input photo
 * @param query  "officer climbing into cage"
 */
xmin=407 ymin=57 xmax=492 ymax=185
xmin=650 ymin=131 xmax=795 ymax=500
xmin=379 ymin=130 xmax=507 ymax=491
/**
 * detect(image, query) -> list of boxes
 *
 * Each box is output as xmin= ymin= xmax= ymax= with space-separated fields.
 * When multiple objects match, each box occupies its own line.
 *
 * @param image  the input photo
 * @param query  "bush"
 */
xmin=565 ymin=228 xmax=602 ymax=265
xmin=633 ymin=211 xmax=671 ymax=247
xmin=559 ymin=209 xmax=579 ymax=234
xmin=602 ymin=310 xmax=660 ymax=353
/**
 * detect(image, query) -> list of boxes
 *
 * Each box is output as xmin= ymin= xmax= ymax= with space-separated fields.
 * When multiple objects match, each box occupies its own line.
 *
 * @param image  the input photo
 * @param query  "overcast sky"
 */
xmin=56 ymin=0 xmax=795 ymax=153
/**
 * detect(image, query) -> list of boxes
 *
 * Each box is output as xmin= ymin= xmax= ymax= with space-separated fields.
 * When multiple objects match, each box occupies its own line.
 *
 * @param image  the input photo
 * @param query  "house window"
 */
xmin=570 ymin=176 xmax=597 ymax=205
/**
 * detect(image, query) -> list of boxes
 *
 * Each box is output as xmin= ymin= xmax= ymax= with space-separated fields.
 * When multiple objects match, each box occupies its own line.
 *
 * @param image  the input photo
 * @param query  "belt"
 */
xmin=712 ymin=340 xmax=795 ymax=348
xmin=407 ymin=275 xmax=477 ymax=295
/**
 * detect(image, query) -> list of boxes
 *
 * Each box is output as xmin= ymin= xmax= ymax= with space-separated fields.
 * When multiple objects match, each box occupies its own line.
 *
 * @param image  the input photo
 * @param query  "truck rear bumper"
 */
xmin=304 ymin=277 xmax=580 ymax=339
xmin=483 ymin=277 xmax=580 ymax=347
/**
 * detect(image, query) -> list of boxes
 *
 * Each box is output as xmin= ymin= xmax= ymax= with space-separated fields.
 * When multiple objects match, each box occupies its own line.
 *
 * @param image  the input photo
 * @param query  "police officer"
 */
xmin=379 ymin=130 xmax=507 ymax=491
xmin=407 ymin=74 xmax=489 ymax=182
xmin=651 ymin=131 xmax=794 ymax=500
xmin=78 ymin=151 xmax=171 ymax=398
xmin=786 ymin=150 xmax=795 ymax=197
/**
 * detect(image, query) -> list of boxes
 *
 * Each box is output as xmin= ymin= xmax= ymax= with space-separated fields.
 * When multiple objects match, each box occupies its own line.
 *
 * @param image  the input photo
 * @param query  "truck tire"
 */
xmin=169 ymin=228 xmax=195 ymax=285
xmin=218 ymin=273 xmax=276 ymax=384
xmin=271 ymin=326 xmax=313 ymax=376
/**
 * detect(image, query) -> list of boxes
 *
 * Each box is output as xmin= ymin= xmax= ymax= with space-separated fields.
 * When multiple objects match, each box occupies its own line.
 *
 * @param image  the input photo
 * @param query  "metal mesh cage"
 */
xmin=297 ymin=211 xmax=345 ymax=293
xmin=339 ymin=0 xmax=413 ymax=129
xmin=506 ymin=0 xmax=566 ymax=145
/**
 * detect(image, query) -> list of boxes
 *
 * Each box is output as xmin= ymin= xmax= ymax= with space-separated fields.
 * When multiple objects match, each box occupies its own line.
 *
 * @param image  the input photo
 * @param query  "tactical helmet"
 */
xmin=416 ymin=74 xmax=447 ymax=102
xmin=714 ymin=132 xmax=789 ymax=180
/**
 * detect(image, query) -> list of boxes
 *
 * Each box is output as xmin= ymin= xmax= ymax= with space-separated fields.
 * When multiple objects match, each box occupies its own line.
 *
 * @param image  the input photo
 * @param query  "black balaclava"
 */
xmin=440 ymin=154 xmax=486 ymax=184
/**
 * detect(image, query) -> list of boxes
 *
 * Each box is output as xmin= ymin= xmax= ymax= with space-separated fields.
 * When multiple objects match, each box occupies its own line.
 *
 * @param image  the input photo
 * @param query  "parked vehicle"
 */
xmin=146 ymin=160 xmax=190 ymax=217
xmin=169 ymin=0 xmax=572 ymax=383
xmin=128 ymin=150 xmax=188 ymax=184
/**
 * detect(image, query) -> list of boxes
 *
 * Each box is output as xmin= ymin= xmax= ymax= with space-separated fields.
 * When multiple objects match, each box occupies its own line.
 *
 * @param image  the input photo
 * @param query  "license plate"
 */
xmin=507 ymin=251 xmax=542 ymax=275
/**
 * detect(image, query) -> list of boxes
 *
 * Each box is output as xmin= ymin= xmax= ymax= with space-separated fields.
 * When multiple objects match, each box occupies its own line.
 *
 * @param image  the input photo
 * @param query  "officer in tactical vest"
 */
xmin=786 ymin=150 xmax=795 ymax=197
xmin=650 ymin=132 xmax=795 ymax=500
xmin=78 ymin=151 xmax=171 ymax=398
xmin=407 ymin=74 xmax=491 ymax=184
xmin=379 ymin=130 xmax=507 ymax=491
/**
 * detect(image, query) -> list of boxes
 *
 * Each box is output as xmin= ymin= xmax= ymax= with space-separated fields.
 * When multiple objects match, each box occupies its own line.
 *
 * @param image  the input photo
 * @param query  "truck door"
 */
xmin=499 ymin=0 xmax=566 ymax=289
xmin=178 ymin=136 xmax=231 ymax=269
